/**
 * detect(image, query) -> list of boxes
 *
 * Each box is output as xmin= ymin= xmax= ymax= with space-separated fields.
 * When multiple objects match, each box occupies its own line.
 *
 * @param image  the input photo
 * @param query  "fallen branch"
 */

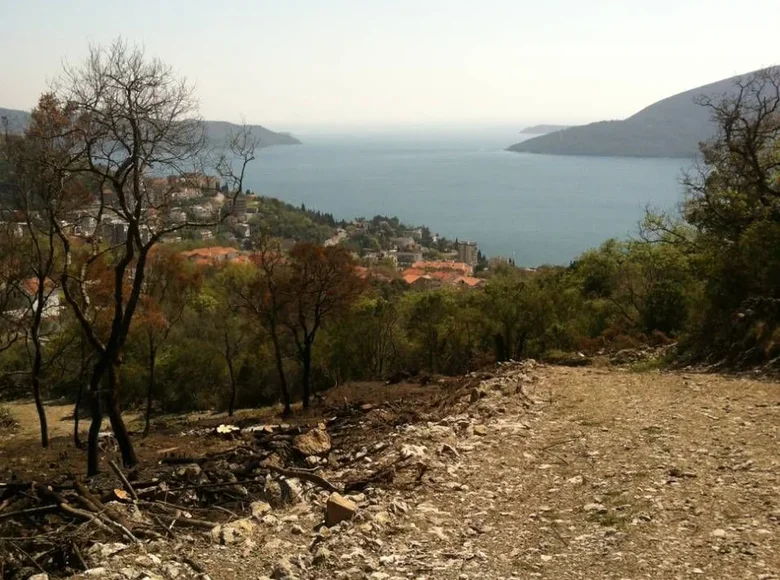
xmin=109 ymin=460 xmax=139 ymax=500
xmin=0 ymin=505 xmax=58 ymax=521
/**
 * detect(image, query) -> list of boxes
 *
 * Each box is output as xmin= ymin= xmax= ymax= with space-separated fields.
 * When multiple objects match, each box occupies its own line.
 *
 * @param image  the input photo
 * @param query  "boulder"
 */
xmin=293 ymin=427 xmax=332 ymax=457
xmin=325 ymin=492 xmax=357 ymax=527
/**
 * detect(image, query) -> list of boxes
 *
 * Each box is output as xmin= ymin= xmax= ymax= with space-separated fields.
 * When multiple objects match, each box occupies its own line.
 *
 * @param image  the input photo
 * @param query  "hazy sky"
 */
xmin=1 ymin=0 xmax=778 ymax=131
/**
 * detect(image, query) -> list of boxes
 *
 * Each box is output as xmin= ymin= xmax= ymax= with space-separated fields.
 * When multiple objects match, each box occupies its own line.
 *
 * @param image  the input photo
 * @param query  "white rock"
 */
xmin=584 ymin=503 xmax=607 ymax=513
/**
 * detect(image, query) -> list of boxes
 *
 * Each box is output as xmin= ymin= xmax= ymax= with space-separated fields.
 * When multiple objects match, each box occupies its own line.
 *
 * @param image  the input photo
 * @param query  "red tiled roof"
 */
xmin=455 ymin=276 xmax=484 ymax=287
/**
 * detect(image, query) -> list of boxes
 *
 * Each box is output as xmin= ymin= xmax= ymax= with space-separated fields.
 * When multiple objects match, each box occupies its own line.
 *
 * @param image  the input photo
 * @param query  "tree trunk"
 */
xmin=493 ymin=333 xmax=507 ymax=362
xmin=31 ymin=351 xmax=48 ymax=449
xmin=269 ymin=322 xmax=292 ymax=416
xmin=30 ymin=307 xmax=48 ymax=448
xmin=73 ymin=379 xmax=84 ymax=449
xmin=226 ymin=356 xmax=237 ymax=417
xmin=107 ymin=363 xmax=138 ymax=468
xmin=143 ymin=345 xmax=157 ymax=437
xmin=301 ymin=342 xmax=312 ymax=409
xmin=86 ymin=360 xmax=106 ymax=477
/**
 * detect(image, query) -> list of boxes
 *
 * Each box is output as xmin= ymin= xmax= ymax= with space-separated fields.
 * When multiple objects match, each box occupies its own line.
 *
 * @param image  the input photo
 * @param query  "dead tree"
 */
xmin=44 ymin=40 xmax=233 ymax=475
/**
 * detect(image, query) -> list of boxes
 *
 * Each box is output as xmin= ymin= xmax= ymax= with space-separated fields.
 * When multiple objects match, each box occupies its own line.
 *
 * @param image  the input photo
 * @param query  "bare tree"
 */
xmin=44 ymin=39 xmax=229 ymax=475
xmin=217 ymin=119 xmax=259 ymax=199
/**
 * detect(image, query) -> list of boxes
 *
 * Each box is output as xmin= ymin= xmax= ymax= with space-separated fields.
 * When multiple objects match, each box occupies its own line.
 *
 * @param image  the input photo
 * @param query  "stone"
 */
xmin=470 ymin=388 xmax=485 ymax=403
xmin=175 ymin=463 xmax=202 ymax=478
xmin=162 ymin=563 xmax=182 ymax=579
xmin=710 ymin=528 xmax=728 ymax=538
xmin=210 ymin=518 xmax=256 ymax=544
xmin=271 ymin=559 xmax=297 ymax=579
xmin=293 ymin=427 xmax=332 ymax=457
xmin=28 ymin=574 xmax=49 ymax=580
xmin=440 ymin=443 xmax=460 ymax=457
xmin=400 ymin=444 xmax=427 ymax=460
xmin=312 ymin=547 xmax=333 ymax=565
xmin=584 ymin=503 xmax=608 ymax=514
xmin=280 ymin=478 xmax=303 ymax=504
xmin=473 ymin=425 xmax=488 ymax=436
xmin=265 ymin=480 xmax=285 ymax=507
xmin=325 ymin=492 xmax=358 ymax=527
xmin=251 ymin=500 xmax=273 ymax=519
xmin=87 ymin=542 xmax=129 ymax=559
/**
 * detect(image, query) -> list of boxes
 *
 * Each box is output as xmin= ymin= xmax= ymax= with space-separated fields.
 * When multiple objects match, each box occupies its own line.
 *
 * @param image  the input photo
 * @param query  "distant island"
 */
xmin=519 ymin=124 xmax=571 ymax=135
xmin=507 ymin=67 xmax=776 ymax=158
xmin=0 ymin=107 xmax=300 ymax=147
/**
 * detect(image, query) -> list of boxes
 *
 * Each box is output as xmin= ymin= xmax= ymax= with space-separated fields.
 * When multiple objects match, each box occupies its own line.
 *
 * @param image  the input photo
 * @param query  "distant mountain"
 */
xmin=0 ymin=107 xmax=30 ymax=133
xmin=519 ymin=124 xmax=571 ymax=135
xmin=0 ymin=107 xmax=300 ymax=147
xmin=508 ymin=68 xmax=775 ymax=158
xmin=203 ymin=120 xmax=301 ymax=147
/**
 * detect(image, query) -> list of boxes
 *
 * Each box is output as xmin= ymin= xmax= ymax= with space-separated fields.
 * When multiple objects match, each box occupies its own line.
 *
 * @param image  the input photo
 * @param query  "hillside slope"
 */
xmin=0 ymin=107 xmax=300 ymax=147
xmin=508 ymin=68 xmax=774 ymax=158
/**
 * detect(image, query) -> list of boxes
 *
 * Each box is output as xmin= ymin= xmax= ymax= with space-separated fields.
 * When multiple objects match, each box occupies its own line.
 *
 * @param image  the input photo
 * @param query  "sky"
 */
xmin=1 ymin=0 xmax=778 ymax=132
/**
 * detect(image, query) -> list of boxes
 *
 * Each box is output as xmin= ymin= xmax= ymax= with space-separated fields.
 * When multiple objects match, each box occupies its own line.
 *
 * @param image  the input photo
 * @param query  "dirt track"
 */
xmin=4 ymin=365 xmax=780 ymax=579
xmin=185 ymin=366 xmax=780 ymax=579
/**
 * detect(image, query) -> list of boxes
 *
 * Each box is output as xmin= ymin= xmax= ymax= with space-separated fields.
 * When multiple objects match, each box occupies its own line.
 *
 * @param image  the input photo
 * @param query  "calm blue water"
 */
xmin=244 ymin=131 xmax=688 ymax=266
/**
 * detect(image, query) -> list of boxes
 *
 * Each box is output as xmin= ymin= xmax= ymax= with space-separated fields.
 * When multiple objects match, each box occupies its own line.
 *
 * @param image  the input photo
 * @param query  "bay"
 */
xmin=243 ymin=130 xmax=688 ymax=266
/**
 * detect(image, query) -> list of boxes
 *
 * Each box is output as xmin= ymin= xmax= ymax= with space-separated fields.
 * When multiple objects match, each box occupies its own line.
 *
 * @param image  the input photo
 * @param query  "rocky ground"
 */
xmin=6 ymin=363 xmax=780 ymax=580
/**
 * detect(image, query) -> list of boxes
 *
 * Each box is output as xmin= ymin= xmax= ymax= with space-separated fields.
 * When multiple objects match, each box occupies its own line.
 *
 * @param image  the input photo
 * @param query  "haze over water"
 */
xmin=244 ymin=131 xmax=687 ymax=266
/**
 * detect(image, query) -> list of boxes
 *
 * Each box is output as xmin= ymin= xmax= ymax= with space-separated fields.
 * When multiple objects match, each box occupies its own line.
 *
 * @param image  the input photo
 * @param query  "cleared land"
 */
xmin=1 ymin=365 xmax=779 ymax=579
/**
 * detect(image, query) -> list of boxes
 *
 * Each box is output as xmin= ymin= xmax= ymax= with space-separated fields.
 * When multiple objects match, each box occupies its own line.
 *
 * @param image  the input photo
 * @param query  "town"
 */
xmin=39 ymin=169 xmax=495 ymax=290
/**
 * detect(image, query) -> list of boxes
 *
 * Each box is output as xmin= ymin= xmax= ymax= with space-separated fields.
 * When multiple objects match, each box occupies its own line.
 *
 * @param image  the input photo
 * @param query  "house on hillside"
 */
xmin=180 ymin=246 xmax=242 ymax=267
xmin=396 ymin=250 xmax=423 ymax=268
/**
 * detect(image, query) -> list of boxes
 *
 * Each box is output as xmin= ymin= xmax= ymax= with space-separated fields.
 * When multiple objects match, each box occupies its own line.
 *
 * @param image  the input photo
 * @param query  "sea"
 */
xmin=243 ymin=130 xmax=690 ymax=267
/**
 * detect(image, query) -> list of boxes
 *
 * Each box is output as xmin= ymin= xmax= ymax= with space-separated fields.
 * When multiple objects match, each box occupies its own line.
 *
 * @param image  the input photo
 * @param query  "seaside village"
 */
xmin=133 ymin=173 xmax=489 ymax=288
xmin=1 ymin=172 xmax=490 ymax=320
